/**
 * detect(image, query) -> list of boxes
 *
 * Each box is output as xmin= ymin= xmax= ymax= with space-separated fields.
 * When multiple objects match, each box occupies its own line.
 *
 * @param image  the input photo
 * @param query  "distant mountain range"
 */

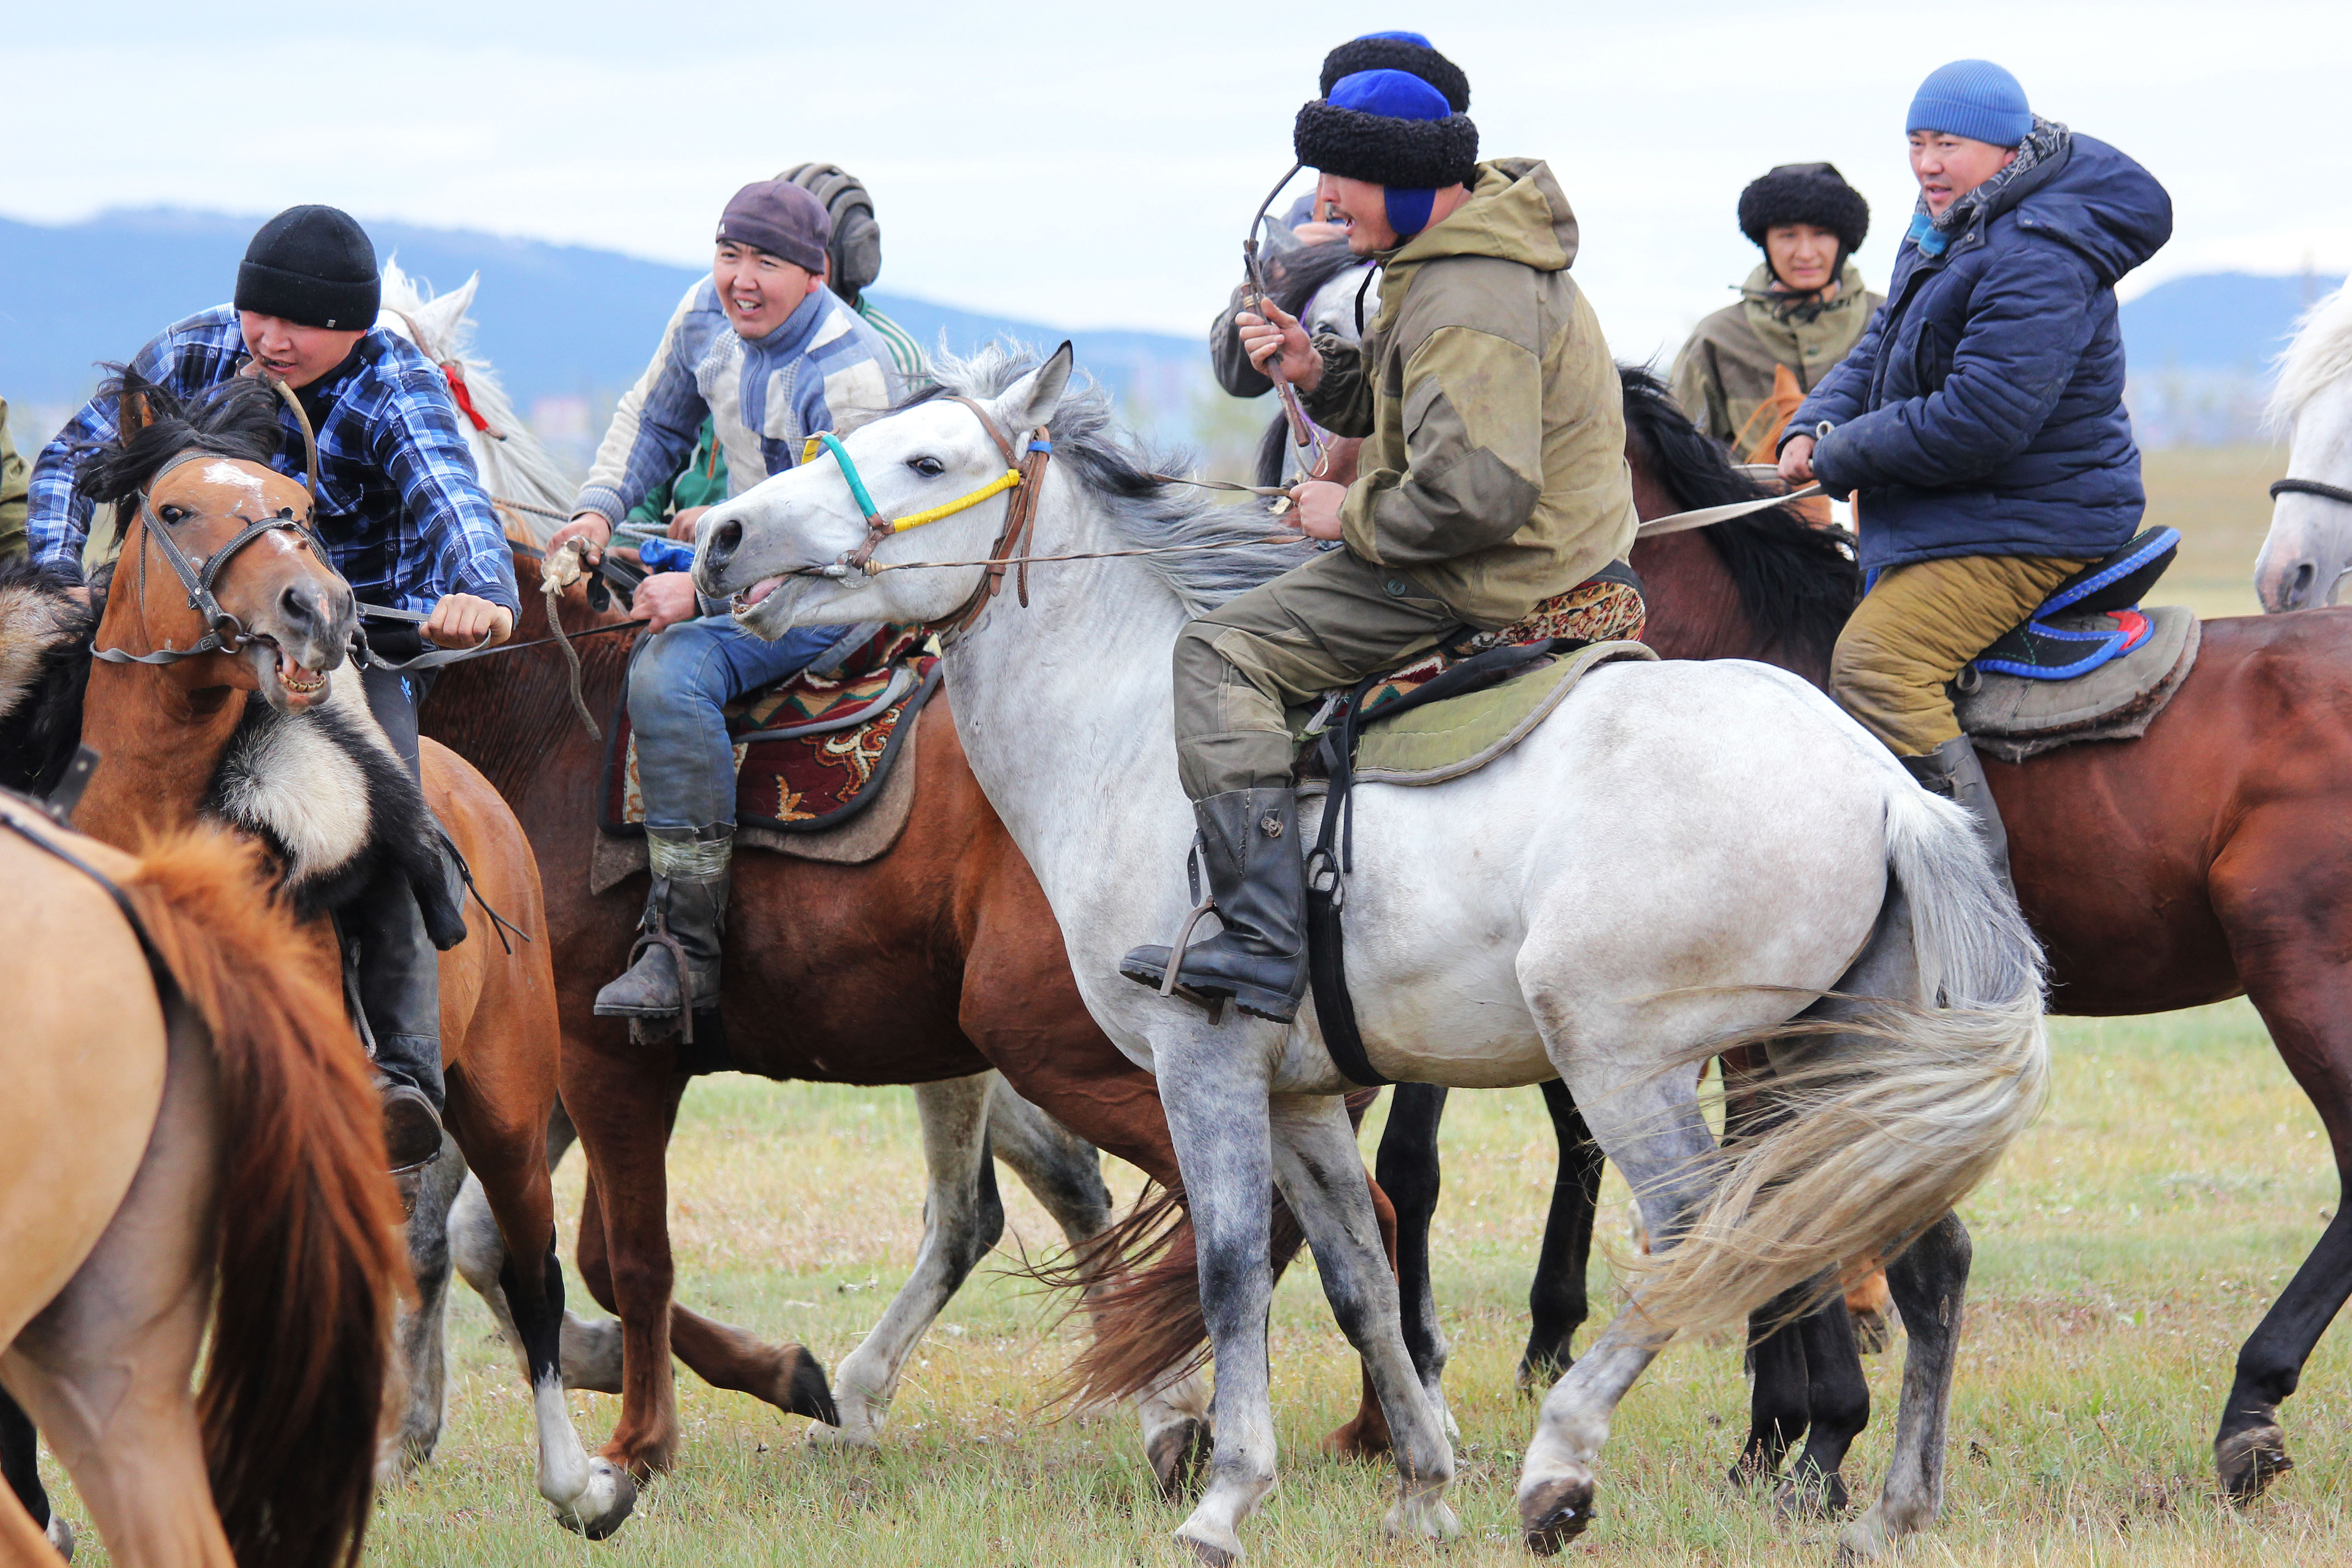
xmin=0 ymin=207 xmax=1206 ymax=436
xmin=0 ymin=207 xmax=2338 ymax=450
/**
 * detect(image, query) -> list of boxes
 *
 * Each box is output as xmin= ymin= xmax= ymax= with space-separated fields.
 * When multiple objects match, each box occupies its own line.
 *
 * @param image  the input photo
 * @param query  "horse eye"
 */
xmin=159 ymin=504 xmax=188 ymax=524
xmin=907 ymin=456 xmax=946 ymax=479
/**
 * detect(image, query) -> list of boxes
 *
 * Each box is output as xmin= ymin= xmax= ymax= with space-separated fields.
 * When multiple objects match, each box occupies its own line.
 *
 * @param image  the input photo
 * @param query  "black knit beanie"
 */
xmin=234 ymin=206 xmax=380 ymax=330
xmin=1318 ymin=30 xmax=1469 ymax=112
xmin=781 ymin=162 xmax=882 ymax=307
xmin=1737 ymin=164 xmax=1870 ymax=255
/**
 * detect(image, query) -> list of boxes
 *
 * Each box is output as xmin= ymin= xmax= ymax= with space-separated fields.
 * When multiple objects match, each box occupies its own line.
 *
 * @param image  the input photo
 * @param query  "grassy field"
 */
xmin=44 ymin=1002 xmax=2343 ymax=1566
xmin=2139 ymin=445 xmax=2288 ymax=621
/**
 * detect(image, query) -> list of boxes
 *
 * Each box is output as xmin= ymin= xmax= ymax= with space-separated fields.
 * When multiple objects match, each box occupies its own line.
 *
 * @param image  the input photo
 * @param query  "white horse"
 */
xmin=2254 ymin=281 xmax=2352 ymax=611
xmin=691 ymin=344 xmax=2049 ymax=1562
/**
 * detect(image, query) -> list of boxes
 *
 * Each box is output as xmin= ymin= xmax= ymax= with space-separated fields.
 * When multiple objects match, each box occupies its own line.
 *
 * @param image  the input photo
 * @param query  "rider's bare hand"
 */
xmin=1236 ymin=299 xmax=1323 ymax=391
xmin=1779 ymin=434 xmax=1818 ymax=486
xmin=425 ymin=593 xmax=514 ymax=648
xmin=1289 ymin=479 xmax=1346 ymax=541
xmin=548 ymin=512 xmax=614 ymax=564
xmin=666 ymin=505 xmax=710 ymax=543
xmin=637 ymin=572 xmax=703 ymax=636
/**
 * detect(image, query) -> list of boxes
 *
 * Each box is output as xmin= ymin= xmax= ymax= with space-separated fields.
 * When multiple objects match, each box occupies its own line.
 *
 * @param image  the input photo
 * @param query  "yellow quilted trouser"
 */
xmin=1831 ymin=553 xmax=2092 ymax=757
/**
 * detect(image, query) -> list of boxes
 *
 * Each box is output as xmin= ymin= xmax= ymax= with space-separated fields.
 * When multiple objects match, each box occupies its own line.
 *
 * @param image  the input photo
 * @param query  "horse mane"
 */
xmin=380 ymin=260 xmax=575 ymax=542
xmin=72 ymin=369 xmax=284 ymax=509
xmin=916 ymin=346 xmax=1311 ymax=614
xmin=2268 ymin=280 xmax=2352 ymax=430
xmin=0 ymin=558 xmax=101 ymax=798
xmin=1617 ymin=363 xmax=1860 ymax=665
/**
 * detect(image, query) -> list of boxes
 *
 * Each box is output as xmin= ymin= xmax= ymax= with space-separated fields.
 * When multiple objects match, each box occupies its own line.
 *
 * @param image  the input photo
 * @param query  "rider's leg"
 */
xmin=356 ymin=664 xmax=446 ymax=1170
xmin=594 ymin=614 xmax=869 ymax=1022
xmin=1120 ymin=551 xmax=1458 ymax=1020
xmin=1829 ymin=554 xmax=2088 ymax=890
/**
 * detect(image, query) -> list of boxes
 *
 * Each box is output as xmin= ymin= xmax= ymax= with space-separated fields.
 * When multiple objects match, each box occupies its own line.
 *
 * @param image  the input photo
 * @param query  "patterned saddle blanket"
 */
xmin=600 ymin=625 xmax=939 ymax=836
xmin=1292 ymin=565 xmax=1652 ymax=786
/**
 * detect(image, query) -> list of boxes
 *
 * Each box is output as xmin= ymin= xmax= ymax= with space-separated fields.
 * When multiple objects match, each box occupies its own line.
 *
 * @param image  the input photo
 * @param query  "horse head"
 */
xmin=81 ymin=372 xmax=355 ymax=711
xmin=2255 ymin=285 xmax=2352 ymax=612
xmin=697 ymin=344 xmax=1076 ymax=639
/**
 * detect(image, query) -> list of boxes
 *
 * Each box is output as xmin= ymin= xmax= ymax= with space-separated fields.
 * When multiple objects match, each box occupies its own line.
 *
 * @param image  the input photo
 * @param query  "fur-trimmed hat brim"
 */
xmin=1319 ymin=34 xmax=1470 ymax=112
xmin=1737 ymin=164 xmax=1870 ymax=253
xmin=1294 ymin=101 xmax=1478 ymax=191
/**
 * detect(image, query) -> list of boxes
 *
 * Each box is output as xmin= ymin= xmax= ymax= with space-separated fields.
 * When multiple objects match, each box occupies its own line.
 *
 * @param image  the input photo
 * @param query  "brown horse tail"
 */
xmin=122 ymin=829 xmax=410 ymax=1568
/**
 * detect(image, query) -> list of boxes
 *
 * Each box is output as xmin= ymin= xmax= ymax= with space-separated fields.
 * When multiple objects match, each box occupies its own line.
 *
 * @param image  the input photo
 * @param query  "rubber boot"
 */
xmin=339 ymin=870 xmax=448 ymax=1173
xmin=1119 ymin=789 xmax=1307 ymax=1022
xmin=595 ymin=826 xmax=731 ymax=1025
xmin=1903 ymin=735 xmax=2014 ymax=897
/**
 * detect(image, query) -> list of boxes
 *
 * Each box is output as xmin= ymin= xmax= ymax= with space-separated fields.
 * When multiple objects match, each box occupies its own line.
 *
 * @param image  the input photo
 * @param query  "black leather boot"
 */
xmin=1120 ymin=789 xmax=1308 ymax=1022
xmin=340 ymin=870 xmax=448 ymax=1173
xmin=595 ymin=827 xmax=731 ymax=1025
xmin=1903 ymin=736 xmax=2014 ymax=897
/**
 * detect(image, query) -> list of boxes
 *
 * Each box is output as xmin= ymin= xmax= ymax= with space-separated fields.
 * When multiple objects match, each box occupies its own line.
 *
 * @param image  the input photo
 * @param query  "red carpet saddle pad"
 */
xmin=601 ymin=624 xmax=939 ymax=835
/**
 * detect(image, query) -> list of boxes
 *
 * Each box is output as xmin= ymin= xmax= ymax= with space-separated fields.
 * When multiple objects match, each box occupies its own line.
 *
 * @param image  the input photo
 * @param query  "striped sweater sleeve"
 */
xmin=574 ymin=281 xmax=715 ymax=525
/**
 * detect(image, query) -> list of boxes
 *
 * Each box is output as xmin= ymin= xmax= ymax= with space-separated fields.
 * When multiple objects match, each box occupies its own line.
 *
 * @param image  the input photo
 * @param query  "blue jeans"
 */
xmin=627 ymin=614 xmax=869 ymax=831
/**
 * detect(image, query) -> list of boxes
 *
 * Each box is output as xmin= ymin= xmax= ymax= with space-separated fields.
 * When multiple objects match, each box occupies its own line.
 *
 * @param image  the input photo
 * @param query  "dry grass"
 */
xmin=2142 ymin=445 xmax=2287 ymax=620
xmin=42 ymin=1002 xmax=2349 ymax=1566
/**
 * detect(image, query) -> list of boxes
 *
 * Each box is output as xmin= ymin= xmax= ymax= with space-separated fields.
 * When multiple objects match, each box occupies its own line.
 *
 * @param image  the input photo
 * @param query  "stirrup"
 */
xmin=618 ymin=912 xmax=704 ymax=1045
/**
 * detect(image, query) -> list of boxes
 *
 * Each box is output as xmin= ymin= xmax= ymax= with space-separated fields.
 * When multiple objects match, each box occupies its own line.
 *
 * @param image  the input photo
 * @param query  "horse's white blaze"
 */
xmin=700 ymin=350 xmax=2045 ymax=1558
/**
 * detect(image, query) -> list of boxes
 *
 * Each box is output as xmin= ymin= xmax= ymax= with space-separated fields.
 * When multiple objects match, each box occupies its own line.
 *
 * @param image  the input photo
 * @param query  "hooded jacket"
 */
xmin=1302 ymin=158 xmax=1636 ymax=628
xmin=1784 ymin=133 xmax=2172 ymax=572
xmin=1671 ymin=262 xmax=1884 ymax=450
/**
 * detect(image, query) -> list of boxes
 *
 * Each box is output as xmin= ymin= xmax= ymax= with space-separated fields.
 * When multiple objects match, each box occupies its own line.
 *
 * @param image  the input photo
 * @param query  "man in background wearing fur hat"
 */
xmin=1671 ymin=163 xmax=1882 ymax=460
xmin=1121 ymin=35 xmax=1641 ymax=1022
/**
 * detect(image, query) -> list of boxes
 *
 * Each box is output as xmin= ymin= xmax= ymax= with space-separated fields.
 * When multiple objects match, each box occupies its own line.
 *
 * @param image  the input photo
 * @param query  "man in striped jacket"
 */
xmin=550 ymin=178 xmax=904 ymax=1031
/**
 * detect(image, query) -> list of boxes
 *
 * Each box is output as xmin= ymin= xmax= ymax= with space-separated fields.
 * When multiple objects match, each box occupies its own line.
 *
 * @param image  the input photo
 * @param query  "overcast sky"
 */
xmin=10 ymin=1 xmax=2349 ymax=363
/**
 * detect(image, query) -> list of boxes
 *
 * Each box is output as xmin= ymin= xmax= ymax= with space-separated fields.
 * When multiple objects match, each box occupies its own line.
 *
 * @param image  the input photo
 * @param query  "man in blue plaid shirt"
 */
xmin=27 ymin=204 xmax=520 ymax=1171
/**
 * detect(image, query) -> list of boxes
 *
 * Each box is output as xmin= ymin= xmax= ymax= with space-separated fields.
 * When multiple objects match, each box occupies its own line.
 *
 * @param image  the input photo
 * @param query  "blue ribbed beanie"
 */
xmin=1906 ymin=59 xmax=2031 ymax=147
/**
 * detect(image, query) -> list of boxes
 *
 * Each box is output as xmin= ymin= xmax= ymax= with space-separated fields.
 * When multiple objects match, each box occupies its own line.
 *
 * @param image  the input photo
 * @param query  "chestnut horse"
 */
xmin=4 ymin=377 xmax=635 ymax=1539
xmin=0 ymin=799 xmax=402 ymax=1568
xmin=1381 ymin=364 xmax=2352 ymax=1509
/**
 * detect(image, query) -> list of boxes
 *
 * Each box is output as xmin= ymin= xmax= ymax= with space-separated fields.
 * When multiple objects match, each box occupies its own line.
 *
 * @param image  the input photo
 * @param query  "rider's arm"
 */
xmin=1811 ymin=246 xmax=2097 ymax=495
xmin=1782 ymin=301 xmax=1886 ymax=459
xmin=571 ymin=281 xmax=720 ymax=530
xmin=1338 ymin=320 xmax=1546 ymax=567
xmin=375 ymin=367 xmax=521 ymax=618
xmin=1298 ymin=333 xmax=1373 ymax=437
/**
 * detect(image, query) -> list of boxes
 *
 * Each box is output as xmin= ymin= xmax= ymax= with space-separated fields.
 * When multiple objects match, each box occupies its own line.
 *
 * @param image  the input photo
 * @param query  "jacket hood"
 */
xmin=2005 ymin=134 xmax=2171 ymax=285
xmin=1389 ymin=158 xmax=1578 ymax=272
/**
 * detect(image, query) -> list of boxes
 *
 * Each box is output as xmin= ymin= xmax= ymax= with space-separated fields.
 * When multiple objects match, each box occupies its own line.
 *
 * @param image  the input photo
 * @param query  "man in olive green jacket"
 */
xmin=1671 ymin=164 xmax=1883 ymax=455
xmin=1121 ymin=49 xmax=1638 ymax=1022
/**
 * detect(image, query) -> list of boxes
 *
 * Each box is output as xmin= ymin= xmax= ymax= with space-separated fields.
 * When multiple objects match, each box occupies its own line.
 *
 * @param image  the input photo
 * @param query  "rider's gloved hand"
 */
xmin=425 ymin=593 xmax=514 ymax=648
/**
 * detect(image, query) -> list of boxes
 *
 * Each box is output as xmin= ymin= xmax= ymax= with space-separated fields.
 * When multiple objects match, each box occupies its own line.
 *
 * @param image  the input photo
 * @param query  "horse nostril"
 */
xmin=2292 ymin=561 xmax=2317 ymax=607
xmin=279 ymin=583 xmax=318 ymax=629
xmin=705 ymin=518 xmax=742 ymax=567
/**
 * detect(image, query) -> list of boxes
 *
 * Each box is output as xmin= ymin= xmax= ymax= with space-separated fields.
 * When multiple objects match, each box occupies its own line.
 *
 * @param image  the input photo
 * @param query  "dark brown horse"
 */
xmin=418 ymin=551 xmax=1406 ymax=1486
xmin=1383 ymin=364 xmax=2352 ymax=1510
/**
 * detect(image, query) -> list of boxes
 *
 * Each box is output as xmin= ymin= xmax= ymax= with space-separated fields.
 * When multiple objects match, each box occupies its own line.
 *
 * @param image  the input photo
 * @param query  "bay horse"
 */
xmin=0 ymin=797 xmax=402 ymax=1568
xmin=0 ymin=376 xmax=634 ymax=1539
xmin=698 ymin=343 xmax=2047 ymax=1562
xmin=1386 ymin=361 xmax=2352 ymax=1514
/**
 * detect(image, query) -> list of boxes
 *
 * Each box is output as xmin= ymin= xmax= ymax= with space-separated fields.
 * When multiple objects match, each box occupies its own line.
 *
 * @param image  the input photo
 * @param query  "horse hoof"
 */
xmin=1382 ymin=1496 xmax=1460 ymax=1542
xmin=44 ymin=1515 xmax=73 ymax=1562
xmin=1321 ymin=1416 xmax=1392 ymax=1462
xmin=1774 ymin=1470 xmax=1851 ymax=1519
xmin=553 ymin=1459 xmax=639 ymax=1541
xmin=1150 ymin=1416 xmax=1212 ymax=1501
xmin=769 ymin=1346 xmax=840 ymax=1427
xmin=1519 ymin=1471 xmax=1596 ymax=1554
xmin=1850 ymin=1306 xmax=1894 ymax=1356
xmin=1174 ymin=1525 xmax=1240 ymax=1566
xmin=1515 ymin=1355 xmax=1565 ymax=1398
xmin=2216 ymin=1422 xmax=2294 ymax=1502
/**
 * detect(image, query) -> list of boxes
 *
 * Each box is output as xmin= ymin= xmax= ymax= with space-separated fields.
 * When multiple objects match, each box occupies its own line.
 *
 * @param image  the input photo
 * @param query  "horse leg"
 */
xmin=0 ymin=1004 xmax=232 ymax=1568
xmin=389 ymin=1131 xmax=466 ymax=1471
xmin=1156 ymin=1046 xmax=1279 ymax=1566
xmin=446 ymin=1074 xmax=635 ymax=1538
xmin=985 ymin=1074 xmax=1113 ymax=1246
xmin=451 ymin=1161 xmax=624 ymax=1396
xmin=1519 ymin=1078 xmax=1604 ymax=1393
xmin=813 ymin=1073 xmax=1004 ymax=1447
xmin=1274 ymin=1095 xmax=1457 ymax=1544
xmin=1517 ymin=1062 xmax=1718 ymax=1553
xmin=1839 ymin=1213 xmax=1969 ymax=1559
xmin=1373 ymin=1083 xmax=1452 ymax=1419
xmin=1776 ymin=1294 xmax=1869 ymax=1517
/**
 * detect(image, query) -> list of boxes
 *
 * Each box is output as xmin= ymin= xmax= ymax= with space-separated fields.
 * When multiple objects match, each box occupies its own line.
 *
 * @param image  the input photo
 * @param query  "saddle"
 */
xmin=599 ymin=624 xmax=938 ymax=839
xmin=1953 ymin=528 xmax=2200 ymax=763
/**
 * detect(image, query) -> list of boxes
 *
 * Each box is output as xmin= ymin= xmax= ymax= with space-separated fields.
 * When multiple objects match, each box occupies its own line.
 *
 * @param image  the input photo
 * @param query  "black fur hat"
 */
xmin=1318 ymin=31 xmax=1470 ymax=113
xmin=1737 ymin=163 xmax=1870 ymax=254
xmin=1294 ymin=69 xmax=1478 ymax=191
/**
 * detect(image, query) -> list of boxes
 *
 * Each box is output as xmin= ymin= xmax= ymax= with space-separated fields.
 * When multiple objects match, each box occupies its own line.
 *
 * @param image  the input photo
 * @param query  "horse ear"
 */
xmin=995 ymin=342 xmax=1074 ymax=433
xmin=118 ymin=387 xmax=154 ymax=442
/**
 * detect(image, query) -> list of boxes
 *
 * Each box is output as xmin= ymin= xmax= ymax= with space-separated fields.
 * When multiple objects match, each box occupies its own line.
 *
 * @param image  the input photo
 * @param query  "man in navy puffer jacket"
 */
xmin=1779 ymin=59 xmax=2171 ymax=883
